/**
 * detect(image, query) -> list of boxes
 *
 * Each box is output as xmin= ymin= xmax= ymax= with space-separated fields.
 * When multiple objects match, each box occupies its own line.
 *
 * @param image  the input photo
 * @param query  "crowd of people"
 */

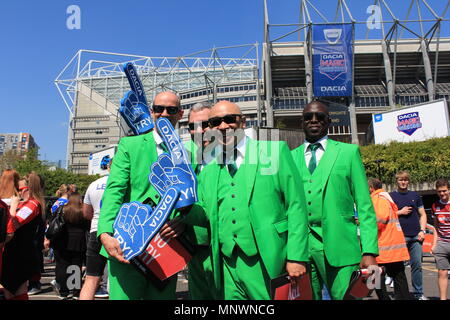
xmin=0 ymin=94 xmax=448 ymax=301
xmin=0 ymin=167 xmax=111 ymax=300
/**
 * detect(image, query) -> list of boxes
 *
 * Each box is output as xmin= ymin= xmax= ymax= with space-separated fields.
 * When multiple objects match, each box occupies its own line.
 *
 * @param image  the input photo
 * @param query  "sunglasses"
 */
xmin=188 ymin=121 xmax=209 ymax=131
xmin=208 ymin=114 xmax=242 ymax=128
xmin=152 ymin=105 xmax=180 ymax=115
xmin=303 ymin=112 xmax=328 ymax=122
xmin=19 ymin=186 xmax=29 ymax=191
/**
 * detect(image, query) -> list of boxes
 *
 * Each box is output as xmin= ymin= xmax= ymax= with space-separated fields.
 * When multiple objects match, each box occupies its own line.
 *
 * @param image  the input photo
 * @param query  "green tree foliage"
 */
xmin=0 ymin=149 xmax=23 ymax=171
xmin=13 ymin=148 xmax=47 ymax=174
xmin=2 ymin=148 xmax=100 ymax=196
xmin=360 ymin=136 xmax=450 ymax=184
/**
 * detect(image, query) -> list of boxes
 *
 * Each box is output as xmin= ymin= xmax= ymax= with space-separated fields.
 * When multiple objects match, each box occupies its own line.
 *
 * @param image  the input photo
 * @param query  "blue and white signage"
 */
xmin=372 ymin=100 xmax=450 ymax=144
xmin=88 ymin=146 xmax=116 ymax=176
xmin=312 ymin=24 xmax=353 ymax=97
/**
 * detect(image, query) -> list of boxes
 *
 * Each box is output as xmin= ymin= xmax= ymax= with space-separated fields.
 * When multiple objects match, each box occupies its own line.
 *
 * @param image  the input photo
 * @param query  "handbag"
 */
xmin=45 ymin=205 xmax=66 ymax=241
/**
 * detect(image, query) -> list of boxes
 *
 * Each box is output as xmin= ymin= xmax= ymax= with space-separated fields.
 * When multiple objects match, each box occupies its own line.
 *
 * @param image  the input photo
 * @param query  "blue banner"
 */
xmin=312 ymin=24 xmax=353 ymax=97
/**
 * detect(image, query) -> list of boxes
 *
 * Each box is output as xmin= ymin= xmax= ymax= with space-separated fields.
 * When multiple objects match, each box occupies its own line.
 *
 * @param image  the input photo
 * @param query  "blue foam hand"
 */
xmin=149 ymin=118 xmax=198 ymax=209
xmin=113 ymin=187 xmax=180 ymax=261
xmin=119 ymin=62 xmax=154 ymax=135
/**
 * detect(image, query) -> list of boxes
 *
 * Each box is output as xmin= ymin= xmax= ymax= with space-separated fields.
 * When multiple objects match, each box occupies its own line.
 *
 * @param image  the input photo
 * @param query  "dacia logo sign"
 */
xmin=397 ymin=112 xmax=422 ymax=136
xmin=324 ymin=29 xmax=342 ymax=45
xmin=320 ymin=85 xmax=347 ymax=93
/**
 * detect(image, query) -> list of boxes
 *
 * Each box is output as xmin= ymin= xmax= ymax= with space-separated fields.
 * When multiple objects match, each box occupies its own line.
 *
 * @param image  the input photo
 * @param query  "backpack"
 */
xmin=45 ymin=205 xmax=66 ymax=241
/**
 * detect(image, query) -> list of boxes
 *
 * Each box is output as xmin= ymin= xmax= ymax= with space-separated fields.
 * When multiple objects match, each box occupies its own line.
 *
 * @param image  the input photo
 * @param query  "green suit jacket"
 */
xmin=291 ymin=139 xmax=379 ymax=267
xmin=186 ymin=139 xmax=309 ymax=288
xmin=183 ymin=140 xmax=210 ymax=246
xmin=97 ymin=131 xmax=168 ymax=257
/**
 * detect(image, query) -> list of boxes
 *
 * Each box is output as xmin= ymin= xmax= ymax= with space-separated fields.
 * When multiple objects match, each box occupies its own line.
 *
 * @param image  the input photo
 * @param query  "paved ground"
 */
xmin=27 ymin=261 xmax=189 ymax=300
xmin=364 ymin=255 xmax=450 ymax=300
xmin=24 ymin=255 xmax=449 ymax=300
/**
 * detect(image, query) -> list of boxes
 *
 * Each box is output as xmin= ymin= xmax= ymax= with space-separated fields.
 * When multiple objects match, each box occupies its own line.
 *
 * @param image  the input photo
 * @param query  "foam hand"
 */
xmin=113 ymin=188 xmax=180 ymax=261
xmin=150 ymin=118 xmax=198 ymax=209
xmin=119 ymin=62 xmax=154 ymax=135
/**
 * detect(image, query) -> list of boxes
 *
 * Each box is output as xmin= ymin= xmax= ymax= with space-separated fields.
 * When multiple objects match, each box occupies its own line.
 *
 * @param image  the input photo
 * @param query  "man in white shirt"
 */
xmin=79 ymin=160 xmax=112 ymax=300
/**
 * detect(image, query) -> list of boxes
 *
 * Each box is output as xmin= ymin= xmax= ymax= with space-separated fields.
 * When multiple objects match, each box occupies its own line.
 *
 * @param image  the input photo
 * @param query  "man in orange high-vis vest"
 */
xmin=368 ymin=178 xmax=414 ymax=300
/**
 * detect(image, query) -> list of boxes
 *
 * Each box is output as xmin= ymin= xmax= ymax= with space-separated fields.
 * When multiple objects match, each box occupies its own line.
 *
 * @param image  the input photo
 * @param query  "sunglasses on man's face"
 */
xmin=188 ymin=121 xmax=209 ymax=131
xmin=208 ymin=114 xmax=242 ymax=128
xmin=152 ymin=105 xmax=180 ymax=115
xmin=303 ymin=112 xmax=328 ymax=122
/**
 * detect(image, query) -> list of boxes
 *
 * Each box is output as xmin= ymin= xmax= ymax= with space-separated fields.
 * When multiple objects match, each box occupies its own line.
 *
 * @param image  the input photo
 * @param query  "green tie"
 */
xmin=194 ymin=164 xmax=201 ymax=176
xmin=227 ymin=162 xmax=238 ymax=178
xmin=161 ymin=142 xmax=168 ymax=153
xmin=308 ymin=143 xmax=320 ymax=174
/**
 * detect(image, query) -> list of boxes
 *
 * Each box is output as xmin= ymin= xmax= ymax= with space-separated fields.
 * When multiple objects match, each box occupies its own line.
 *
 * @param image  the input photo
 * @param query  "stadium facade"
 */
xmin=55 ymin=0 xmax=450 ymax=174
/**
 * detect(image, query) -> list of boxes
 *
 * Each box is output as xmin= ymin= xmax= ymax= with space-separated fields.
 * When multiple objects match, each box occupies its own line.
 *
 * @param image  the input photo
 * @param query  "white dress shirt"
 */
xmin=153 ymin=130 xmax=166 ymax=156
xmin=224 ymin=136 xmax=247 ymax=170
xmin=304 ymin=135 xmax=328 ymax=167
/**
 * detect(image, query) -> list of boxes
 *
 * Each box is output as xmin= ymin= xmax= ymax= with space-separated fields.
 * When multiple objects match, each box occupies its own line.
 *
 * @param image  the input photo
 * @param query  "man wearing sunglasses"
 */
xmin=187 ymin=101 xmax=214 ymax=169
xmin=291 ymin=100 xmax=378 ymax=300
xmin=184 ymin=100 xmax=309 ymax=300
xmin=182 ymin=102 xmax=220 ymax=299
xmin=150 ymin=91 xmax=184 ymax=154
xmin=98 ymin=91 xmax=185 ymax=300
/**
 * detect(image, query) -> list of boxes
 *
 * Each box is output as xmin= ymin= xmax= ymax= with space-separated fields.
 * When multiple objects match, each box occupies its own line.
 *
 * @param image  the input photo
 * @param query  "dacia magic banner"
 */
xmin=372 ymin=100 xmax=450 ymax=144
xmin=312 ymin=24 xmax=353 ymax=97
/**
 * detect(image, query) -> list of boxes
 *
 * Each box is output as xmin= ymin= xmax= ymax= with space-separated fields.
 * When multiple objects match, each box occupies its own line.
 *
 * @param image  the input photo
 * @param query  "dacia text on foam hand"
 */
xmin=150 ymin=118 xmax=198 ymax=209
xmin=113 ymin=188 xmax=179 ymax=261
xmin=119 ymin=62 xmax=154 ymax=135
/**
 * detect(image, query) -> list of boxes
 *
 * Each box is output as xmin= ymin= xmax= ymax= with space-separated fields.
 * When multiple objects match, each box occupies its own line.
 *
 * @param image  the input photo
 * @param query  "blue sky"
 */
xmin=0 ymin=0 xmax=448 ymax=164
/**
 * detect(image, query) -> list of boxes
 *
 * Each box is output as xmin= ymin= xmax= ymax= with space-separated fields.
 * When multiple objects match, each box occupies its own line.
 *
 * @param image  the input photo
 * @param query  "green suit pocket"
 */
xmin=273 ymin=219 xmax=288 ymax=234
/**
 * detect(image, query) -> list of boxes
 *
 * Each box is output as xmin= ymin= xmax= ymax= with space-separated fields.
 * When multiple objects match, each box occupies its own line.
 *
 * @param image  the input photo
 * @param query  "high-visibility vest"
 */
xmin=371 ymin=189 xmax=410 ymax=264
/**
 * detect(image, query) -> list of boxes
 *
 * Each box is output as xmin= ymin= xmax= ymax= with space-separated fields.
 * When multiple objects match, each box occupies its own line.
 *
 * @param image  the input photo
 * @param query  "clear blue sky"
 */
xmin=0 ymin=0 xmax=448 ymax=164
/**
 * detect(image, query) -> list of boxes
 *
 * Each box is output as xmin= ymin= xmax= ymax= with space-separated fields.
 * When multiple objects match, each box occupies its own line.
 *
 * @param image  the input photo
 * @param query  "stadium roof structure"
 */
xmin=265 ymin=0 xmax=449 ymax=42
xmin=264 ymin=0 xmax=450 ymax=93
xmin=55 ymin=44 xmax=259 ymax=116
xmin=262 ymin=0 xmax=450 ymax=141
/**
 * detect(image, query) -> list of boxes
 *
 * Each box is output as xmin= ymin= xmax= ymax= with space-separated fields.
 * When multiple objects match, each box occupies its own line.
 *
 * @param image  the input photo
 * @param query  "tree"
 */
xmin=2 ymin=148 xmax=100 ymax=196
xmin=0 ymin=149 xmax=22 ymax=171
xmin=14 ymin=148 xmax=47 ymax=174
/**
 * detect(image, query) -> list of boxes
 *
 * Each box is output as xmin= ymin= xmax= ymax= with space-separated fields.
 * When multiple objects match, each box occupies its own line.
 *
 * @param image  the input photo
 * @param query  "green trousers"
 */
xmin=108 ymin=259 xmax=177 ymax=300
xmin=309 ymin=231 xmax=359 ymax=300
xmin=222 ymin=247 xmax=271 ymax=300
xmin=188 ymin=246 xmax=219 ymax=300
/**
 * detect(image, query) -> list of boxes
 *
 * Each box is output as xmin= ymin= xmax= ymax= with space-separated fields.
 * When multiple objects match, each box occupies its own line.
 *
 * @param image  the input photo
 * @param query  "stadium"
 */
xmin=55 ymin=0 xmax=450 ymax=175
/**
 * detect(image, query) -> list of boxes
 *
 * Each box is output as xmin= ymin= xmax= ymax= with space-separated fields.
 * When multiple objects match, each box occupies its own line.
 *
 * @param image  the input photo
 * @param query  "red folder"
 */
xmin=270 ymin=273 xmax=313 ymax=300
xmin=343 ymin=267 xmax=385 ymax=300
xmin=131 ymin=234 xmax=195 ymax=290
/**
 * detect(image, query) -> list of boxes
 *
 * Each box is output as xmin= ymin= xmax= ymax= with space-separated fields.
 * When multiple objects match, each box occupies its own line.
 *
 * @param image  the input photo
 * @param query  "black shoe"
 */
xmin=71 ymin=290 xmax=80 ymax=300
xmin=28 ymin=282 xmax=42 ymax=296
xmin=58 ymin=293 xmax=73 ymax=300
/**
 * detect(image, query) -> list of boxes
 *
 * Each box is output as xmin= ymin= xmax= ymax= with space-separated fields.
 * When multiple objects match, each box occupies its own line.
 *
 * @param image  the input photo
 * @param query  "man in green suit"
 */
xmin=185 ymin=100 xmax=309 ymax=300
xmin=97 ymin=91 xmax=185 ymax=300
xmin=291 ymin=100 xmax=379 ymax=300
xmin=184 ymin=101 xmax=219 ymax=299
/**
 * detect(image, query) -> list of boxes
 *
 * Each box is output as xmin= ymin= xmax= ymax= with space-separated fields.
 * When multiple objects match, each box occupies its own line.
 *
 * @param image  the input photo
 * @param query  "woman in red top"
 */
xmin=0 ymin=172 xmax=45 ymax=300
